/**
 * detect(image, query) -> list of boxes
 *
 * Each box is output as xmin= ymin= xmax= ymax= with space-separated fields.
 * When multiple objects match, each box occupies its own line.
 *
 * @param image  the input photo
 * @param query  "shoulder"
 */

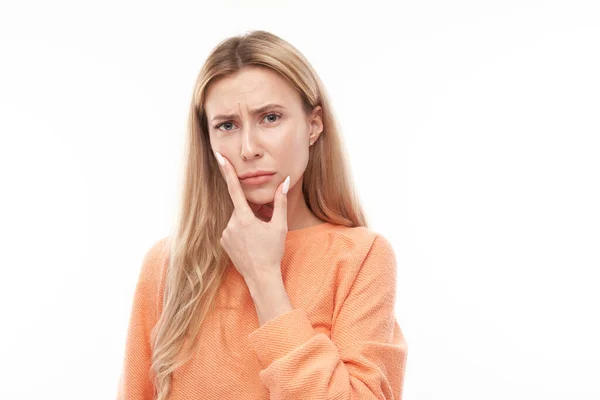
xmin=307 ymin=223 xmax=397 ymax=286
xmin=324 ymin=223 xmax=396 ymax=263
xmin=141 ymin=236 xmax=170 ymax=267
xmin=333 ymin=224 xmax=397 ymax=275
xmin=318 ymin=224 xmax=398 ymax=306
xmin=136 ymin=236 xmax=170 ymax=297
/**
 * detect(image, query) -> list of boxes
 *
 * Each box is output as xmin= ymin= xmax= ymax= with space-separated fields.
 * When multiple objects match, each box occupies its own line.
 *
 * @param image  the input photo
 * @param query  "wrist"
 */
xmin=244 ymin=267 xmax=283 ymax=293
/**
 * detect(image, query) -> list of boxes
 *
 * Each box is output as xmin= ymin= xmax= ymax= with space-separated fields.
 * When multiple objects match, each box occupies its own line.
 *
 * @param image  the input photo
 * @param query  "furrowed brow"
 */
xmin=210 ymin=103 xmax=285 ymax=122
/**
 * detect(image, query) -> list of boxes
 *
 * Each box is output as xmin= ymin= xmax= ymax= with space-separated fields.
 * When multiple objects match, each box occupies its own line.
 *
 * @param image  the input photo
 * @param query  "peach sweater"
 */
xmin=117 ymin=221 xmax=408 ymax=399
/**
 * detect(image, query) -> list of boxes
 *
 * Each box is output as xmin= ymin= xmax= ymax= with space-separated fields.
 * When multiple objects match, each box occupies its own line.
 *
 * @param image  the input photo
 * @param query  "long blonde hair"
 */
xmin=149 ymin=30 xmax=369 ymax=400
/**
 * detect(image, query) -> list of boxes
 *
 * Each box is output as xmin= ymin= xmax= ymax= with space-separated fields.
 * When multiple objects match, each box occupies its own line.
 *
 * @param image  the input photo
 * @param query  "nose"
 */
xmin=240 ymin=125 xmax=263 ymax=161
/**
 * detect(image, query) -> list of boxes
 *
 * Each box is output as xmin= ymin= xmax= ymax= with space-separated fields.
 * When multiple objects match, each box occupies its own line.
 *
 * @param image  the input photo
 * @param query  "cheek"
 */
xmin=279 ymin=135 xmax=310 ymax=179
xmin=209 ymin=137 xmax=233 ymax=164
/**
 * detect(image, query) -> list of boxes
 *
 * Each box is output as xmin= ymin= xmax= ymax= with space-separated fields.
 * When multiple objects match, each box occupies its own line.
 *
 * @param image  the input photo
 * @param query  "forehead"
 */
xmin=204 ymin=67 xmax=300 ymax=115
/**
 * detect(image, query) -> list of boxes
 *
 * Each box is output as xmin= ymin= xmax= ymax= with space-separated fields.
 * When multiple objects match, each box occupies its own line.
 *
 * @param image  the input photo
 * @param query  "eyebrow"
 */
xmin=210 ymin=103 xmax=286 ymax=123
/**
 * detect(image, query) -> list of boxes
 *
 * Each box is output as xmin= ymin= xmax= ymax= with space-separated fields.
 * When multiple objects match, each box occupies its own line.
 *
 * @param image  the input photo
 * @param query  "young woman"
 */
xmin=117 ymin=30 xmax=408 ymax=400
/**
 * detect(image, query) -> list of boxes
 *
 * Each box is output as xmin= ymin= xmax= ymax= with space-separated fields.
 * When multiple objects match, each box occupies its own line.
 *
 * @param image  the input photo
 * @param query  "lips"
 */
xmin=239 ymin=171 xmax=275 ymax=180
xmin=239 ymin=172 xmax=275 ymax=185
xmin=241 ymin=173 xmax=273 ymax=179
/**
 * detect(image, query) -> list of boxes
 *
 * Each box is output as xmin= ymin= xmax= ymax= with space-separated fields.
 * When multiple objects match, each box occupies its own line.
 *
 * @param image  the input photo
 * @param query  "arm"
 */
xmin=246 ymin=272 xmax=294 ymax=327
xmin=247 ymin=234 xmax=408 ymax=399
xmin=116 ymin=240 xmax=166 ymax=399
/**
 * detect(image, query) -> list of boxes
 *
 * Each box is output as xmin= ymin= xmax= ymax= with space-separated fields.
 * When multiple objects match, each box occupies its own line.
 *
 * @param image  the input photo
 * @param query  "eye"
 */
xmin=215 ymin=121 xmax=235 ymax=131
xmin=263 ymin=113 xmax=281 ymax=123
xmin=213 ymin=113 xmax=281 ymax=132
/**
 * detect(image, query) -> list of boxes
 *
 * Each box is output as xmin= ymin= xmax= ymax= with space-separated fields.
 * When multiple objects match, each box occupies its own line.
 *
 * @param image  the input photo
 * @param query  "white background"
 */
xmin=1 ymin=1 xmax=598 ymax=399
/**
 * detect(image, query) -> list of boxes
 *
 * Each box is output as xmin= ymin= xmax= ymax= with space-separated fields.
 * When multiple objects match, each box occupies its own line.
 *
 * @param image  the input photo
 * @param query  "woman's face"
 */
xmin=204 ymin=66 xmax=322 ymax=220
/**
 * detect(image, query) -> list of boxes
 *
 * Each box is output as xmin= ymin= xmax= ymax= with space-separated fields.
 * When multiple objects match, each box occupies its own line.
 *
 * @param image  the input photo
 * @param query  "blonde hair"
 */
xmin=149 ymin=30 xmax=369 ymax=400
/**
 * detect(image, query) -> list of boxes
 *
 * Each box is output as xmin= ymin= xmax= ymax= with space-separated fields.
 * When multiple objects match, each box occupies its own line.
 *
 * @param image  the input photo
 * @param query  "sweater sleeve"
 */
xmin=247 ymin=234 xmax=408 ymax=399
xmin=116 ymin=239 xmax=166 ymax=400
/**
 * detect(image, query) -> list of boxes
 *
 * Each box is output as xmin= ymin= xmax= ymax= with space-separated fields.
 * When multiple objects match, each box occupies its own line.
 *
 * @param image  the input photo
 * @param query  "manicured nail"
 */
xmin=215 ymin=151 xmax=225 ymax=166
xmin=282 ymin=175 xmax=290 ymax=194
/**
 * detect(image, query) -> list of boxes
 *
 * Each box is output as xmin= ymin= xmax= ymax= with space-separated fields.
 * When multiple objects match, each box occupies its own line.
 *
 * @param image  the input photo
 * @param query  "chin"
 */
xmin=244 ymin=189 xmax=276 ymax=206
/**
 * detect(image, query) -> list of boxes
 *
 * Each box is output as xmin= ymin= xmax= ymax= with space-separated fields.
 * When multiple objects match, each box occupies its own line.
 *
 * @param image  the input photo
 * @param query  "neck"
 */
xmin=285 ymin=176 xmax=323 ymax=231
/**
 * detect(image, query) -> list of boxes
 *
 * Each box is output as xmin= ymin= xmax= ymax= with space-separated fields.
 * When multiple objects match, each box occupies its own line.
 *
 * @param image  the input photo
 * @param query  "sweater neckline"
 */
xmin=285 ymin=221 xmax=333 ymax=240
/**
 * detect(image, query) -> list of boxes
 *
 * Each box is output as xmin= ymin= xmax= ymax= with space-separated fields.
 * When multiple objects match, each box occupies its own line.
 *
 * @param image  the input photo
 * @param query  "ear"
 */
xmin=308 ymin=105 xmax=324 ymax=143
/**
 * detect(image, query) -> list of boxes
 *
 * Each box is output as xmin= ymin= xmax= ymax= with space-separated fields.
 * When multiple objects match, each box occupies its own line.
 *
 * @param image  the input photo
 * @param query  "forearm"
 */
xmin=245 ymin=269 xmax=294 ymax=326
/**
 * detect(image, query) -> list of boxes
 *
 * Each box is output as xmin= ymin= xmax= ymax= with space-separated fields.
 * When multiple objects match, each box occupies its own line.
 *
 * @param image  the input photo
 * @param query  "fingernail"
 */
xmin=215 ymin=151 xmax=225 ymax=166
xmin=282 ymin=176 xmax=290 ymax=195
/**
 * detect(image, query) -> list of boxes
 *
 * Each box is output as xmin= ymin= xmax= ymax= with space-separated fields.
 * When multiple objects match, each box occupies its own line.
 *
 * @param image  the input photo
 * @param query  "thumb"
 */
xmin=272 ymin=175 xmax=290 ymax=229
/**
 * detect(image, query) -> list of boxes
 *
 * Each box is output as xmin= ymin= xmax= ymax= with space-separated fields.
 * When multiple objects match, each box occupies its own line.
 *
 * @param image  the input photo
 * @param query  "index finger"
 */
xmin=215 ymin=152 xmax=253 ymax=215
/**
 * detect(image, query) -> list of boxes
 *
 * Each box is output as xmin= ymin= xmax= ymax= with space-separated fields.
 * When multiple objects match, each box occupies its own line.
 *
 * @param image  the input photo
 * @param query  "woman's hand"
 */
xmin=214 ymin=151 xmax=291 ymax=286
